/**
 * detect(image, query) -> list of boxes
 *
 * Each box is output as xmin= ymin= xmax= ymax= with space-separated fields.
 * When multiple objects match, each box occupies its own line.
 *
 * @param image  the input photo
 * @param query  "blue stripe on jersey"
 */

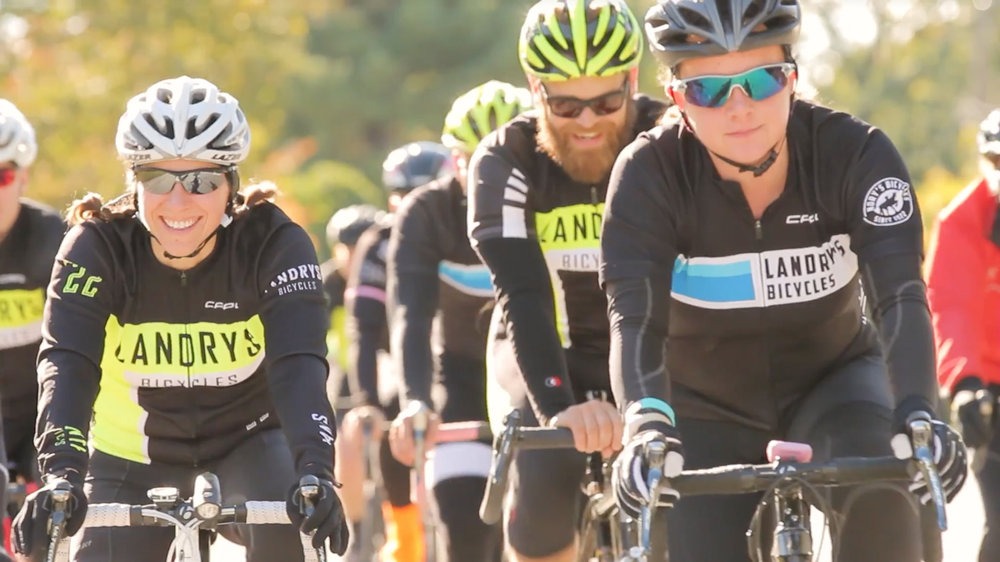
xmin=671 ymin=256 xmax=757 ymax=303
xmin=438 ymin=261 xmax=493 ymax=296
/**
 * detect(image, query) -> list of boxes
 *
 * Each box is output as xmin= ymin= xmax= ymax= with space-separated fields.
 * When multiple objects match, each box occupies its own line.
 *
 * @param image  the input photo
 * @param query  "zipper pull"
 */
xmin=180 ymin=271 xmax=187 ymax=287
xmin=754 ymin=220 xmax=763 ymax=240
xmin=591 ymin=186 xmax=598 ymax=205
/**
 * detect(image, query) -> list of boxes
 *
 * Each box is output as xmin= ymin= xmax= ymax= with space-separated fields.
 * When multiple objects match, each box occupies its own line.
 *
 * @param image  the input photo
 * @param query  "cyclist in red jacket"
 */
xmin=926 ymin=108 xmax=1000 ymax=562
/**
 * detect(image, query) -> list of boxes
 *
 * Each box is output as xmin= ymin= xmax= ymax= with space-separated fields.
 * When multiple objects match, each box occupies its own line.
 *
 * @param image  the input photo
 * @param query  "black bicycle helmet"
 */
xmin=326 ymin=204 xmax=384 ymax=248
xmin=645 ymin=0 xmax=801 ymax=68
xmin=381 ymin=141 xmax=452 ymax=193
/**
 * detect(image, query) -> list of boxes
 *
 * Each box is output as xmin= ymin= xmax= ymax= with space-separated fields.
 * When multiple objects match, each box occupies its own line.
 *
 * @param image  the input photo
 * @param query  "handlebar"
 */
xmin=47 ymin=472 xmax=323 ymax=562
xmin=479 ymin=410 xmax=947 ymax=560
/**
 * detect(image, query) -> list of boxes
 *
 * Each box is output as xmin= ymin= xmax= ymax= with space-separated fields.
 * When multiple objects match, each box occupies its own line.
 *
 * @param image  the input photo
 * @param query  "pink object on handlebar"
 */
xmin=766 ymin=440 xmax=813 ymax=463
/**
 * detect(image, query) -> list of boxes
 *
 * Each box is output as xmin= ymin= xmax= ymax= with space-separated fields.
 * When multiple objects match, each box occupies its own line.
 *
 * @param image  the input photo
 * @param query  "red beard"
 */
xmin=536 ymin=102 xmax=637 ymax=184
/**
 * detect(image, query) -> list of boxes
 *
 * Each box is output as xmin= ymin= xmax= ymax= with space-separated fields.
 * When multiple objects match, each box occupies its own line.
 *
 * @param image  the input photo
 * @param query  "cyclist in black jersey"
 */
xmin=601 ymin=2 xmax=968 ymax=561
xmin=321 ymin=204 xmax=384 ymax=414
xmin=385 ymin=80 xmax=530 ymax=562
xmin=466 ymin=1 xmax=667 ymax=560
xmin=337 ymin=141 xmax=452 ymax=562
xmin=10 ymin=76 xmax=348 ymax=562
xmin=0 ymin=99 xmax=62 ymax=562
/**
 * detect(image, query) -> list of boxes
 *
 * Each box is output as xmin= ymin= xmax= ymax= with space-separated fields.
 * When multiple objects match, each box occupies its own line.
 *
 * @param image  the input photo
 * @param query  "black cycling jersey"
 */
xmin=321 ymin=260 xmax=351 ymax=375
xmin=321 ymin=260 xmax=347 ymax=315
xmin=347 ymin=219 xmax=393 ymax=407
xmin=468 ymin=95 xmax=668 ymax=423
xmin=0 ymin=199 xmax=64 ymax=421
xmin=36 ymin=202 xmax=336 ymax=479
xmin=388 ymin=176 xmax=493 ymax=406
xmin=601 ymin=101 xmax=937 ymax=431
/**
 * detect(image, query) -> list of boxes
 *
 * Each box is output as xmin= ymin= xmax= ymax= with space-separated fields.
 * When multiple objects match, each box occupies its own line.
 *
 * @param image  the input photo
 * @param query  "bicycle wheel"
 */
xmin=353 ymin=482 xmax=385 ymax=562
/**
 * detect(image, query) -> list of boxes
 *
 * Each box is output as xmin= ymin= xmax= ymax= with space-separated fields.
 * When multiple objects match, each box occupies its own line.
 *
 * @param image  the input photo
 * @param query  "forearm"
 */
xmin=391 ymin=269 xmax=439 ymax=406
xmin=394 ymin=309 xmax=435 ymax=406
xmin=607 ymin=277 xmax=670 ymax=406
xmin=862 ymin=253 xmax=939 ymax=411
xmin=267 ymin=354 xmax=336 ymax=477
xmin=35 ymin=350 xmax=101 ymax=479
xmin=352 ymin=298 xmax=386 ymax=407
xmin=476 ymin=238 xmax=574 ymax=424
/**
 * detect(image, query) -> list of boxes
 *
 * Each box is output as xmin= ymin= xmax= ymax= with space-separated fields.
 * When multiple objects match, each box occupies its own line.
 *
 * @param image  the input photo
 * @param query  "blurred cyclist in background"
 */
xmin=322 ymin=204 xmax=385 ymax=418
xmin=926 ymin=108 xmax=1000 ymax=562
xmin=0 ymin=98 xmax=63 ymax=562
xmin=337 ymin=141 xmax=452 ymax=562
xmin=386 ymin=80 xmax=531 ymax=562
xmin=466 ymin=1 xmax=668 ymax=560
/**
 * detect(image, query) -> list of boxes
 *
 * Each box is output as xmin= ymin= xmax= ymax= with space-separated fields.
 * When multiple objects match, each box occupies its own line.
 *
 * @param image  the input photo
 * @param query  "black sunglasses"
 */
xmin=539 ymin=79 xmax=630 ymax=119
xmin=132 ymin=165 xmax=238 ymax=195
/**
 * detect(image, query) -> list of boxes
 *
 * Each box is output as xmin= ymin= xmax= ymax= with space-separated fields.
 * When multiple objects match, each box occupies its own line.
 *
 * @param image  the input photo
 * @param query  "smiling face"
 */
xmin=670 ymin=46 xmax=794 ymax=169
xmin=134 ymin=158 xmax=231 ymax=268
xmin=532 ymin=70 xmax=637 ymax=184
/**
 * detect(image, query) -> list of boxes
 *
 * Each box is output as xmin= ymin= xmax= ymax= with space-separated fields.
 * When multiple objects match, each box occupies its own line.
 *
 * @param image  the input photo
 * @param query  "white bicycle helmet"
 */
xmin=0 ymin=99 xmax=37 ymax=168
xmin=978 ymin=109 xmax=1000 ymax=157
xmin=116 ymin=76 xmax=251 ymax=164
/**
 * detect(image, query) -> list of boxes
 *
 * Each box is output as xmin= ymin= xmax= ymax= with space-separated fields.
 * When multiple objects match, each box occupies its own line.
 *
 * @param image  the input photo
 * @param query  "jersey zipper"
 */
xmin=180 ymin=269 xmax=200 ymax=466
xmin=754 ymin=220 xmax=763 ymax=240
xmin=590 ymin=186 xmax=599 ymax=205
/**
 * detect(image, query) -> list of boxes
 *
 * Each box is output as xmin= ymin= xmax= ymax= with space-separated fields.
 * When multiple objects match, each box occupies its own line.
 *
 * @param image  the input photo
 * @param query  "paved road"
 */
xmin=209 ymin=478 xmax=984 ymax=561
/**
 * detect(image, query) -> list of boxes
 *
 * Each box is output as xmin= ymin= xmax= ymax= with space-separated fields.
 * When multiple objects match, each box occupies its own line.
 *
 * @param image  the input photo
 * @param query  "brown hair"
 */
xmin=66 ymin=177 xmax=280 ymax=227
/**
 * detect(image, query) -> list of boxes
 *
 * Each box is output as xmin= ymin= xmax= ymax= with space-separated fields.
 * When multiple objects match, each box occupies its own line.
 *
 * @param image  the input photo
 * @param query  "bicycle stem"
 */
xmin=908 ymin=419 xmax=948 ymax=531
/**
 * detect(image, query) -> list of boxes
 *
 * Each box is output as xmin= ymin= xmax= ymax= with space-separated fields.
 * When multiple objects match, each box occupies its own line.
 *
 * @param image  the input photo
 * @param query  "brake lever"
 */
xmin=909 ymin=419 xmax=948 ymax=531
xmin=297 ymin=475 xmax=329 ymax=562
xmin=639 ymin=439 xmax=667 ymax=554
xmin=45 ymin=480 xmax=73 ymax=562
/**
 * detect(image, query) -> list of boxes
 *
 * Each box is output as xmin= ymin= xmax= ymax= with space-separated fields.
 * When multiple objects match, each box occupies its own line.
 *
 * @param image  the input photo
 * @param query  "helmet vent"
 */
xmin=143 ymin=114 xmax=172 ymax=138
xmin=743 ymin=1 xmax=765 ymax=23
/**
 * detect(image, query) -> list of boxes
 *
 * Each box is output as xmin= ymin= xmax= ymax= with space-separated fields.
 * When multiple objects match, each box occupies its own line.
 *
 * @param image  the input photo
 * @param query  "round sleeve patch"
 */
xmin=862 ymin=177 xmax=913 ymax=226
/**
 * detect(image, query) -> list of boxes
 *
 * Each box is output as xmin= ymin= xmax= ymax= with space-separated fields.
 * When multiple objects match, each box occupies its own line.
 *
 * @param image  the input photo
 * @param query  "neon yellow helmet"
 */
xmin=518 ymin=0 xmax=643 ymax=81
xmin=442 ymin=81 xmax=532 ymax=155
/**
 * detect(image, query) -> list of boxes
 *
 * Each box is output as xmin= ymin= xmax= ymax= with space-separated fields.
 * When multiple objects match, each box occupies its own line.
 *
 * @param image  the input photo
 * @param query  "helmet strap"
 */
xmin=156 ymin=228 xmax=221 ymax=261
xmin=709 ymin=136 xmax=786 ymax=178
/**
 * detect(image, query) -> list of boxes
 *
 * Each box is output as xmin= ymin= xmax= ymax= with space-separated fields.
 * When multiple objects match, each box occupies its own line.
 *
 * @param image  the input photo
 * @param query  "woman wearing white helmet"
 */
xmin=0 ymin=98 xmax=64 ymax=562
xmin=11 ymin=76 xmax=349 ymax=562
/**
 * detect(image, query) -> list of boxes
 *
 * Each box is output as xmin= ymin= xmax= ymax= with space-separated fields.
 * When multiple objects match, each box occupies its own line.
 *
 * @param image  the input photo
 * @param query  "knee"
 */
xmin=506 ymin=449 xmax=586 ymax=556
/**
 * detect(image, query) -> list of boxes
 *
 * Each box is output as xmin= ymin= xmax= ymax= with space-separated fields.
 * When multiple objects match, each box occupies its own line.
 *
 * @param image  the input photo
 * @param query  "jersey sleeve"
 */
xmin=601 ymin=138 xmax=677 ymax=438
xmin=388 ymin=193 xmax=442 ymax=407
xmin=925 ymin=184 xmax=989 ymax=393
xmin=347 ymin=227 xmax=388 ymax=408
xmin=843 ymin=128 xmax=938 ymax=412
xmin=257 ymin=223 xmax=336 ymax=477
xmin=36 ymin=223 xmax=115 ymax=480
xmin=467 ymin=140 xmax=574 ymax=424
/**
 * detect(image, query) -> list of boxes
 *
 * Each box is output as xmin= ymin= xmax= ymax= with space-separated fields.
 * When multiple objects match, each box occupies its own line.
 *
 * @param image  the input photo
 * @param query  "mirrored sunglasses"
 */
xmin=132 ymin=166 xmax=237 ymax=195
xmin=672 ymin=63 xmax=796 ymax=108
